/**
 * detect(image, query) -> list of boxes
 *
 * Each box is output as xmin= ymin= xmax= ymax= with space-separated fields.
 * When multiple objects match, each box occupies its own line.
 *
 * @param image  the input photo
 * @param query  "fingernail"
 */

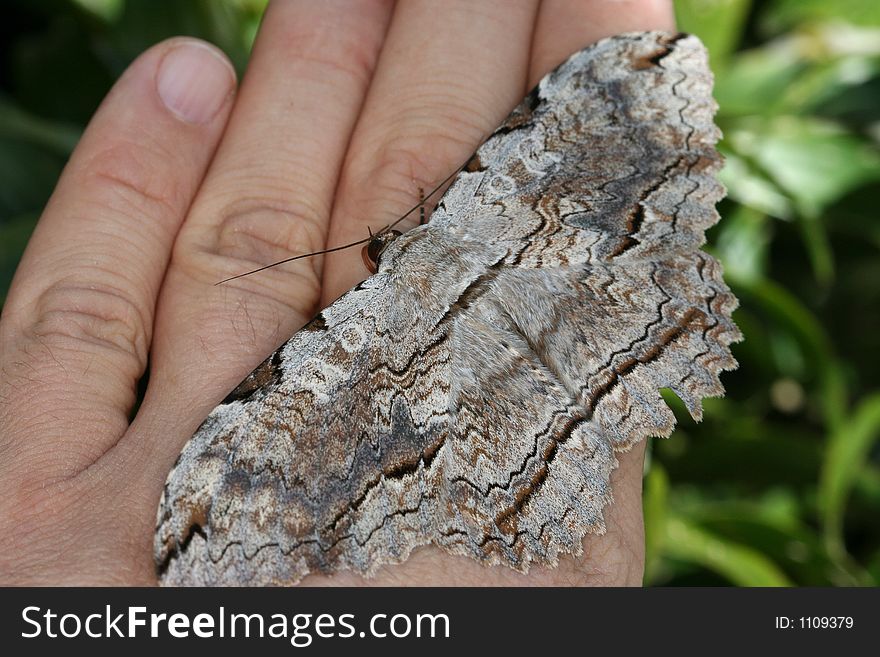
xmin=157 ymin=40 xmax=235 ymax=125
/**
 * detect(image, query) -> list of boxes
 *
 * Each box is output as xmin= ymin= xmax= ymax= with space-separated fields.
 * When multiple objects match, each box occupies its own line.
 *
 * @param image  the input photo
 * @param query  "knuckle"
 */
xmin=380 ymin=128 xmax=478 ymax=180
xmin=213 ymin=192 xmax=327 ymax=265
xmin=179 ymin=193 xmax=326 ymax=320
xmin=286 ymin=43 xmax=377 ymax=88
xmin=79 ymin=140 xmax=183 ymax=224
xmin=277 ymin=12 xmax=382 ymax=87
xmin=27 ymin=280 xmax=150 ymax=373
xmin=357 ymin=125 xmax=481 ymax=217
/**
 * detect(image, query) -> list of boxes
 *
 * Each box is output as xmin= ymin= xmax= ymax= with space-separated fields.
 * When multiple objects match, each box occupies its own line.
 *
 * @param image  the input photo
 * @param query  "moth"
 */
xmin=155 ymin=32 xmax=740 ymax=585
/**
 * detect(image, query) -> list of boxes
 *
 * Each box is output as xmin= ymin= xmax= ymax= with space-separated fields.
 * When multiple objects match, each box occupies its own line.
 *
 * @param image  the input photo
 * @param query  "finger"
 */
xmin=530 ymin=0 xmax=676 ymax=85
xmin=320 ymin=0 xmax=541 ymax=307
xmin=0 ymin=38 xmax=235 ymax=475
xmin=128 ymin=1 xmax=393 ymax=476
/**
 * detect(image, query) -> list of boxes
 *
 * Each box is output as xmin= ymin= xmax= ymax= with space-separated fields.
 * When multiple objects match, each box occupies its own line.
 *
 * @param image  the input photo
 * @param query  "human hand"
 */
xmin=0 ymin=0 xmax=675 ymax=585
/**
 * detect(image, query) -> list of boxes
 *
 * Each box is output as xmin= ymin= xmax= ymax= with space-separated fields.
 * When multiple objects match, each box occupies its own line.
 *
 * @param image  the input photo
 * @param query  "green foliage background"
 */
xmin=1 ymin=0 xmax=878 ymax=586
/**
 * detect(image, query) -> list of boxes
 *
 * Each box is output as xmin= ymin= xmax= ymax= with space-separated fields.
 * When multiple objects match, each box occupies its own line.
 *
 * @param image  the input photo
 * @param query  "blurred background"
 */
xmin=1 ymin=0 xmax=878 ymax=586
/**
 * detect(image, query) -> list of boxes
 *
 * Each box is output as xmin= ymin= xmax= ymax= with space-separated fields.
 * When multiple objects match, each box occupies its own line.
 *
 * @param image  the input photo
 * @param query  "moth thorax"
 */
xmin=362 ymin=230 xmax=402 ymax=273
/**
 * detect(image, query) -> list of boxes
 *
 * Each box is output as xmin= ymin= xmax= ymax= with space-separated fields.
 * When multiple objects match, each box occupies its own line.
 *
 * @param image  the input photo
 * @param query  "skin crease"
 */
xmin=0 ymin=0 xmax=675 ymax=586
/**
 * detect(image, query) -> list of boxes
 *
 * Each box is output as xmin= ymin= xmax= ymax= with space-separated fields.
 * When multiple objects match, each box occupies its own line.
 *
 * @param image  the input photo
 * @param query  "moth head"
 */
xmin=362 ymin=230 xmax=402 ymax=273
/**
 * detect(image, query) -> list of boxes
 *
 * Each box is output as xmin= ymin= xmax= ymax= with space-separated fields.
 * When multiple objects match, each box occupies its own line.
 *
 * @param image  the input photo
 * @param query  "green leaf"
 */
xmin=0 ymin=95 xmax=81 ymax=155
xmin=10 ymin=8 xmax=115 ymax=125
xmin=643 ymin=464 xmax=669 ymax=584
xmin=726 ymin=115 xmax=880 ymax=284
xmin=674 ymin=0 xmax=752 ymax=68
xmin=780 ymin=54 xmax=880 ymax=118
xmin=797 ymin=216 xmax=835 ymax=288
xmin=714 ymin=44 xmax=806 ymax=117
xmin=718 ymin=150 xmax=793 ymax=219
xmin=820 ymin=393 xmax=880 ymax=561
xmin=665 ymin=491 xmax=852 ymax=585
xmin=715 ymin=25 xmax=880 ymax=118
xmin=868 ymin=549 xmax=880 ymax=585
xmin=70 ymin=0 xmax=125 ymax=22
xmin=731 ymin=276 xmax=847 ymax=429
xmin=762 ymin=0 xmax=880 ymax=33
xmin=730 ymin=278 xmax=830 ymax=375
xmin=0 ymin=139 xmax=65 ymax=221
xmin=0 ymin=213 xmax=39 ymax=303
xmin=713 ymin=204 xmax=773 ymax=282
xmin=105 ymin=0 xmax=262 ymax=77
xmin=727 ymin=116 xmax=880 ymax=219
xmin=664 ymin=517 xmax=793 ymax=586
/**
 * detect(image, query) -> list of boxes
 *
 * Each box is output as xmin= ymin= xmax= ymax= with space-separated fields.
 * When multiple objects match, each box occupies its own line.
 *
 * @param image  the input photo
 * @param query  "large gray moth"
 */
xmin=155 ymin=32 xmax=740 ymax=585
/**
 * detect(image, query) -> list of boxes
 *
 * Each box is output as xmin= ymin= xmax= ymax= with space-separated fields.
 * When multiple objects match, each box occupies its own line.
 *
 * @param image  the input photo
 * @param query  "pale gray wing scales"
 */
xmin=426 ymin=31 xmax=738 ymax=448
xmin=154 ymin=274 xmax=454 ymax=585
xmin=429 ymin=32 xmax=724 ymax=267
xmin=414 ymin=32 xmax=737 ymax=561
xmin=437 ymin=301 xmax=616 ymax=568
xmin=480 ymin=253 xmax=739 ymax=453
xmin=432 ymin=252 xmax=738 ymax=565
xmin=155 ymin=232 xmax=511 ymax=585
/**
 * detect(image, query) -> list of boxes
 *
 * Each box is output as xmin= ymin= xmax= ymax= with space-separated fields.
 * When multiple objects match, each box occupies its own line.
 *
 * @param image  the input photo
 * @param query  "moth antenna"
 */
xmin=215 ymin=152 xmax=478 ymax=285
xmin=214 ymin=237 xmax=373 ymax=285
